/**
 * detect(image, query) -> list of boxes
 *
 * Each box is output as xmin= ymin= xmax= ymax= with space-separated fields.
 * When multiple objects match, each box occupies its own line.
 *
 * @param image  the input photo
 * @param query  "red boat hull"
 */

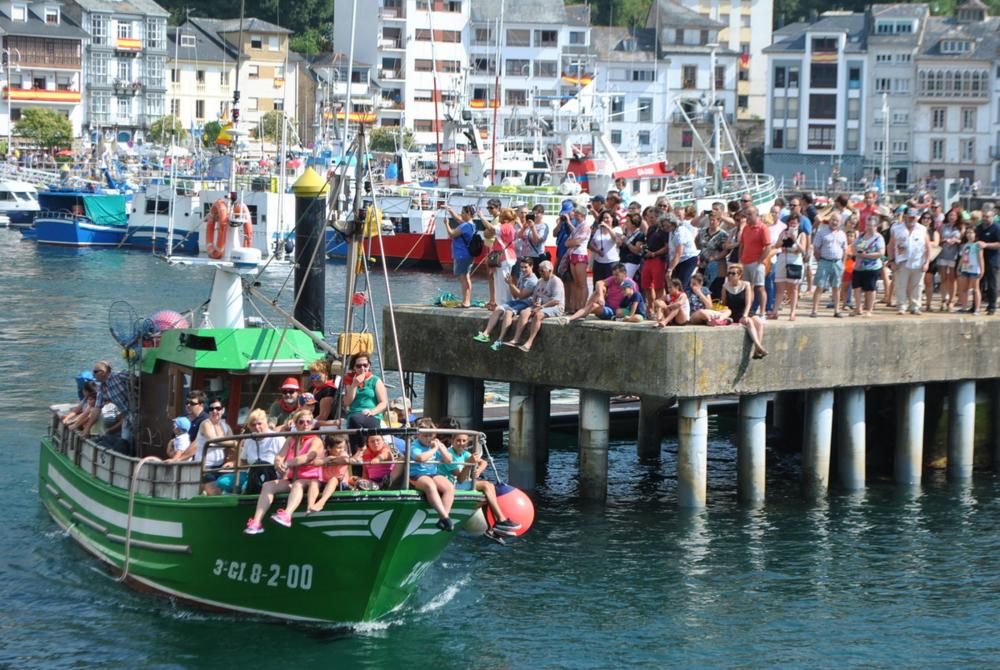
xmin=339 ymin=234 xmax=440 ymax=270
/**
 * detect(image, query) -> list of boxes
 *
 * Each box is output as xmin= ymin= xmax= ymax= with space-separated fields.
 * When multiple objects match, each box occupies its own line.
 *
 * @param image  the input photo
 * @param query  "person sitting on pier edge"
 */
xmin=240 ymin=408 xmax=284 ymax=494
xmin=437 ymin=425 xmax=521 ymax=543
xmin=342 ymin=352 xmax=388 ymax=443
xmin=184 ymin=390 xmax=208 ymax=442
xmin=653 ymin=278 xmax=690 ymax=327
xmin=410 ymin=417 xmax=456 ymax=531
xmin=564 ymin=262 xmax=630 ymax=323
xmin=686 ymin=273 xmax=730 ymax=325
xmin=164 ymin=416 xmax=191 ymax=460
xmin=502 ymin=259 xmax=566 ymax=352
xmin=722 ymin=263 xmax=768 ymax=359
xmin=244 ymin=410 xmax=324 ymax=533
xmin=267 ymin=377 xmax=300 ymax=429
xmin=616 ymin=277 xmax=646 ymax=322
xmin=473 ymin=258 xmax=537 ymax=350
xmin=309 ymin=433 xmax=356 ymax=513
xmin=443 ymin=203 xmax=477 ymax=308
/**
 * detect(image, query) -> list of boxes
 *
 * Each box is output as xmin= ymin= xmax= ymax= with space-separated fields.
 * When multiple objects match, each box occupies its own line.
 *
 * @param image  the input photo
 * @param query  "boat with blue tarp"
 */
xmin=29 ymin=189 xmax=130 ymax=247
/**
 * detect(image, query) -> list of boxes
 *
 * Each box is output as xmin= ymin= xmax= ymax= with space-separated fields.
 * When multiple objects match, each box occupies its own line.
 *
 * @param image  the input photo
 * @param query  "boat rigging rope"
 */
xmin=391 ymin=213 xmax=437 ymax=272
xmin=119 ymin=456 xmax=160 ymax=583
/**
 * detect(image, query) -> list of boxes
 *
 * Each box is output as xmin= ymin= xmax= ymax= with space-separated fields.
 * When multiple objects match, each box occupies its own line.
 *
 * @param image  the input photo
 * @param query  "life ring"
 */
xmin=205 ymin=198 xmax=229 ymax=259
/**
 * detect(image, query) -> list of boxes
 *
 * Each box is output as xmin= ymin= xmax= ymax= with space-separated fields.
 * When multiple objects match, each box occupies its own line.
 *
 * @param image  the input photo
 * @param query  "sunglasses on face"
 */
xmin=355 ymin=363 xmax=370 ymax=369
xmin=209 ymin=406 xmax=223 ymax=412
xmin=296 ymin=419 xmax=311 ymax=426
xmin=93 ymin=368 xmax=107 ymax=375
xmin=186 ymin=400 xmax=201 ymax=406
xmin=728 ymin=271 xmax=741 ymax=276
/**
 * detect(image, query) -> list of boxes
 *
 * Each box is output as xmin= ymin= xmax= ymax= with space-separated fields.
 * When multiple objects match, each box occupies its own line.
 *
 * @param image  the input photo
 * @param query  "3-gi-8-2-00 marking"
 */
xmin=212 ymin=560 xmax=313 ymax=590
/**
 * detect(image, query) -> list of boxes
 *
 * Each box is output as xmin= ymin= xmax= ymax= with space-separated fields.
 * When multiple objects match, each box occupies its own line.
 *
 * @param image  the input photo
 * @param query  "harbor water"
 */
xmin=2 ymin=231 xmax=999 ymax=668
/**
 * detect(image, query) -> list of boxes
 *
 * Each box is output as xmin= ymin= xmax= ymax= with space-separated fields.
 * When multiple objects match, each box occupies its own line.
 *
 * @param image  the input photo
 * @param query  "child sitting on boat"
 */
xmin=410 ymin=417 xmax=456 ymax=531
xmin=308 ymin=433 xmax=356 ymax=513
xmin=165 ymin=417 xmax=192 ymax=459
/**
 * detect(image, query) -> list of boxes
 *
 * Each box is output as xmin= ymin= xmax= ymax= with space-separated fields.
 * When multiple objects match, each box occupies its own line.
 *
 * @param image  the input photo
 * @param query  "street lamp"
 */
xmin=0 ymin=48 xmax=22 ymax=157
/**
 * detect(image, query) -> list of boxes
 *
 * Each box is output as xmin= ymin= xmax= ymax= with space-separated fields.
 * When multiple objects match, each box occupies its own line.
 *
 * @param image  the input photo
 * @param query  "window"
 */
xmin=117 ymin=59 xmax=130 ymax=82
xmin=505 ymin=89 xmax=527 ymax=106
xmin=931 ymin=139 xmax=944 ymax=161
xmin=44 ymin=7 xmax=59 ymax=24
xmin=810 ymin=63 xmax=837 ymax=88
xmin=473 ymin=27 xmax=494 ymax=45
xmin=961 ymin=138 xmax=975 ymax=161
xmin=875 ymin=78 xmax=891 ymax=93
xmin=221 ymin=71 xmax=230 ymax=86
xmin=246 ymin=97 xmax=258 ymax=111
xmin=847 ymin=97 xmax=859 ymax=120
xmin=896 ymin=22 xmax=913 ymax=33
xmin=676 ymin=29 xmax=684 ymax=44
xmin=534 ymin=61 xmax=557 ymax=78
xmin=941 ymin=40 xmax=970 ymax=54
xmin=638 ymin=98 xmax=652 ymax=122
xmin=875 ymin=53 xmax=891 ymax=63
xmin=195 ymin=99 xmax=205 ymax=119
xmin=876 ymin=22 xmax=893 ymax=34
xmin=415 ymin=29 xmax=461 ymax=43
xmin=610 ymin=96 xmax=624 ymax=116
xmin=873 ymin=140 xmax=885 ymax=153
xmin=682 ymin=65 xmax=697 ymax=89
xmin=170 ymin=98 xmax=179 ymax=115
xmin=700 ymin=30 xmax=709 ymax=45
xmin=248 ymin=65 xmax=259 ymax=80
xmin=117 ymin=21 xmax=131 ymax=39
xmin=738 ymin=95 xmax=748 ymax=109
xmin=918 ymin=69 xmax=989 ymax=98
xmin=812 ymin=37 xmax=837 ymax=53
xmin=170 ymin=68 xmax=178 ymax=83
xmin=611 ymin=130 xmax=622 ymax=144
xmin=413 ymin=89 xmax=432 ymax=102
xmin=569 ymin=31 xmax=585 ymax=45
xmin=848 ymin=67 xmax=861 ymax=89
xmin=472 ymin=58 xmax=495 ymax=75
xmin=774 ymin=67 xmax=786 ymax=88
xmin=534 ymin=30 xmax=557 ymax=47
xmin=181 ymin=34 xmax=196 ymax=48
xmin=506 ymin=29 xmax=530 ymax=47
xmin=932 ymin=108 xmax=946 ymax=129
xmin=414 ymin=59 xmax=432 ymax=72
xmin=892 ymin=140 xmax=909 ymax=154
xmin=250 ymin=35 xmax=263 ymax=49
xmin=772 ymin=128 xmax=784 ymax=149
xmin=715 ymin=65 xmax=726 ymax=91
xmin=681 ymin=130 xmax=693 ymax=148
xmin=268 ymin=35 xmax=279 ymax=51
xmin=11 ymin=4 xmax=26 ymax=21
xmin=91 ymin=14 xmax=108 ymax=45
xmin=146 ymin=18 xmax=165 ymax=50
xmin=91 ymin=52 xmax=109 ymax=84
xmin=506 ymin=59 xmax=529 ymax=76
xmin=638 ymin=131 xmax=650 ymax=146
xmin=892 ymin=111 xmax=908 ymax=125
xmin=845 ymin=128 xmax=859 ymax=151
xmin=741 ymin=15 xmax=751 ymax=27
xmin=787 ymin=96 xmax=799 ymax=115
xmin=962 ymin=108 xmax=975 ymax=130
xmin=809 ymin=94 xmax=836 ymax=119
xmin=807 ymin=125 xmax=835 ymax=150
xmin=788 ymin=69 xmax=799 ymax=88
xmin=196 ymin=70 xmax=205 ymax=85
xmin=144 ymin=55 xmax=163 ymax=87
xmin=739 ymin=68 xmax=749 ymax=82
xmin=896 ymin=53 xmax=911 ymax=63
xmin=632 ymin=69 xmax=654 ymax=82
xmin=772 ymin=96 xmax=785 ymax=115
xmin=893 ymin=78 xmax=910 ymax=93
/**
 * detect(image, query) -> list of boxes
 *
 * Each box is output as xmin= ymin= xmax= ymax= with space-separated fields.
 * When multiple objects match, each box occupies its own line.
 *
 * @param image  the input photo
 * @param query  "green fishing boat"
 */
xmin=38 ymin=125 xmax=489 ymax=623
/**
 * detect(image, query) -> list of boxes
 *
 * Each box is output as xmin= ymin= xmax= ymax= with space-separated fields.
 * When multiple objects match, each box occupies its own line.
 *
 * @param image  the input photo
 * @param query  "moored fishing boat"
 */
xmin=0 ymin=179 xmax=39 ymax=227
xmin=30 ymin=188 xmax=130 ymax=247
xmin=37 ymin=126 xmax=497 ymax=624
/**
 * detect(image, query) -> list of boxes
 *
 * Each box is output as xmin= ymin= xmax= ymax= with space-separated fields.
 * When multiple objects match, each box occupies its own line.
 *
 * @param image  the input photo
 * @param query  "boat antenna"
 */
xmin=229 ymin=0 xmax=246 ymax=197
xmin=489 ymin=0 xmax=504 ymax=185
xmin=427 ymin=6 xmax=443 ymax=183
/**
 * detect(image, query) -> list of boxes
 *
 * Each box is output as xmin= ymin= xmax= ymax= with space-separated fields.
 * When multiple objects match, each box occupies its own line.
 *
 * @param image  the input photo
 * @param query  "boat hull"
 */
xmin=33 ymin=216 xmax=127 ymax=247
xmin=125 ymin=228 xmax=200 ymax=255
xmin=39 ymin=437 xmax=483 ymax=623
xmin=328 ymin=231 xmax=440 ymax=270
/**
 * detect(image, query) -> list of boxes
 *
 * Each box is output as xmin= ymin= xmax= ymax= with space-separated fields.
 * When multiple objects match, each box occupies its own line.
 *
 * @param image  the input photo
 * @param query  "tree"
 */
xmin=148 ymin=115 xmax=188 ymax=144
xmin=14 ymin=108 xmax=72 ymax=151
xmin=201 ymin=121 xmax=222 ymax=148
xmin=260 ymin=110 xmax=293 ymax=142
xmin=368 ymin=126 xmax=418 ymax=153
xmin=290 ymin=27 xmax=330 ymax=55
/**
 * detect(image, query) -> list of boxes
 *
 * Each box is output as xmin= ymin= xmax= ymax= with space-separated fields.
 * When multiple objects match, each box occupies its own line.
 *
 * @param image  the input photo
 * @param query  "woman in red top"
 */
xmin=243 ymin=410 xmax=324 ymax=534
xmin=484 ymin=207 xmax=519 ymax=309
xmin=308 ymin=359 xmax=340 ymax=422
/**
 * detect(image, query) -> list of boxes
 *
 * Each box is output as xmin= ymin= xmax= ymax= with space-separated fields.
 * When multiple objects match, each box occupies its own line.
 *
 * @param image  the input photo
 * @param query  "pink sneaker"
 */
xmin=244 ymin=518 xmax=264 ymax=535
xmin=271 ymin=509 xmax=292 ymax=528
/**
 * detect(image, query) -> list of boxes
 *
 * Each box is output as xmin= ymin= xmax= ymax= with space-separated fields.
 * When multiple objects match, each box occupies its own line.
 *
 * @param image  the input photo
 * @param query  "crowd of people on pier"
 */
xmin=449 ymin=185 xmax=1000 ymax=358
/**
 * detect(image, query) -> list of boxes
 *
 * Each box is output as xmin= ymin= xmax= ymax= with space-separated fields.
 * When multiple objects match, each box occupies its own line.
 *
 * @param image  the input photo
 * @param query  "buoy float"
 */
xmin=485 ymin=483 xmax=534 ymax=537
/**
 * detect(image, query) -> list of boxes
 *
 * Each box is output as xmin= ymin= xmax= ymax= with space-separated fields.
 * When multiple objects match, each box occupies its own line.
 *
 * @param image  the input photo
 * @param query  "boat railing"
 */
xmin=35 ymin=209 xmax=92 ymax=223
xmin=381 ymin=184 xmax=573 ymax=216
xmin=49 ymin=408 xmax=487 ymax=501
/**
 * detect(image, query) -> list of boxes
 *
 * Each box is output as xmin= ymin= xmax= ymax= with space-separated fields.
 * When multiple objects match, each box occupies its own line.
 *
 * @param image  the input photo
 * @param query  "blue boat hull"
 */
xmin=125 ymin=228 xmax=200 ymax=255
xmin=33 ymin=217 xmax=127 ymax=247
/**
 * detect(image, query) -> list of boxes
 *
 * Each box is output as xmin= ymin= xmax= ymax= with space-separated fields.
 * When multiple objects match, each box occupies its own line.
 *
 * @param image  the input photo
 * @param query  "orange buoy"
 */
xmin=205 ymin=198 xmax=230 ymax=259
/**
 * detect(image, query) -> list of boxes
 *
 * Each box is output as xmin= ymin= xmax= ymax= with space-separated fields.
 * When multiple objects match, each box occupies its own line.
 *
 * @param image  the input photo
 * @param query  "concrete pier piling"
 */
xmin=508 ymin=383 xmax=537 ymax=490
xmin=947 ymin=381 xmax=976 ymax=481
xmin=446 ymin=376 xmax=477 ymax=431
xmin=533 ymin=387 xmax=551 ymax=473
xmin=423 ymin=372 xmax=447 ymax=424
xmin=802 ymin=390 xmax=834 ymax=497
xmin=578 ymin=390 xmax=611 ymax=500
xmin=677 ymin=399 xmax=708 ymax=508
xmin=992 ymin=381 xmax=1000 ymax=474
xmin=836 ymin=387 xmax=866 ymax=491
xmin=637 ymin=396 xmax=671 ymax=459
xmin=737 ymin=394 xmax=767 ymax=505
xmin=895 ymin=384 xmax=925 ymax=486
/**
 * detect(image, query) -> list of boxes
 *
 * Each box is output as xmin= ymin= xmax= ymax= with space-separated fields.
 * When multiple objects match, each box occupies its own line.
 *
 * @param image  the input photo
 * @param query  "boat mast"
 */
xmin=341 ymin=127 xmax=366 ymax=350
xmin=489 ymin=1 xmax=504 ymax=185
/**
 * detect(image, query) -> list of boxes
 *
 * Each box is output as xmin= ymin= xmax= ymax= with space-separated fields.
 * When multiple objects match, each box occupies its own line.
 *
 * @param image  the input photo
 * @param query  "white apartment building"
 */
xmin=309 ymin=51 xmax=377 ymax=147
xmin=166 ymin=25 xmax=233 ymax=135
xmin=765 ymin=1 xmax=1000 ymax=189
xmin=672 ymin=0 xmax=773 ymax=120
xmin=65 ymin=0 xmax=168 ymax=143
xmin=0 ymin=0 xmax=88 ymax=141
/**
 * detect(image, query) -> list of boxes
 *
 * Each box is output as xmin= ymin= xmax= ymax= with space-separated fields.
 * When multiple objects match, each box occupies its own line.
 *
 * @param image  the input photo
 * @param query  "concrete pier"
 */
xmin=836 ymin=387 xmax=866 ymax=491
xmin=533 ymin=387 xmax=551 ymax=472
xmin=423 ymin=372 xmax=447 ymax=424
xmin=677 ymin=399 xmax=708 ymax=508
xmin=578 ymin=390 xmax=610 ymax=500
xmin=895 ymin=385 xmax=925 ymax=486
xmin=802 ymin=390 xmax=834 ymax=497
xmin=446 ymin=376 xmax=476 ymax=430
xmin=508 ymin=383 xmax=537 ymax=490
xmin=947 ymin=381 xmax=976 ymax=481
xmin=637 ymin=396 xmax=671 ymax=459
xmin=737 ymin=394 xmax=767 ymax=504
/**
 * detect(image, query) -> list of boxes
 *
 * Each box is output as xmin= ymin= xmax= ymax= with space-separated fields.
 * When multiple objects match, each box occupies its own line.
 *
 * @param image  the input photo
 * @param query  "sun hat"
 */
xmin=173 ymin=416 xmax=191 ymax=431
xmin=298 ymin=392 xmax=316 ymax=406
xmin=281 ymin=377 xmax=300 ymax=391
xmin=390 ymin=397 xmax=412 ymax=412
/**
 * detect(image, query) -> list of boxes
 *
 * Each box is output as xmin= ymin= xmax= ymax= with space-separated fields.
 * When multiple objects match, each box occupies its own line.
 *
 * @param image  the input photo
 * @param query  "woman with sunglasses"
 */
xmin=722 ymin=264 xmax=768 ymax=359
xmin=307 ymin=359 xmax=340 ymax=422
xmin=180 ymin=398 xmax=237 ymax=493
xmin=244 ymin=410 xmax=324 ymax=533
xmin=342 ymin=352 xmax=388 ymax=435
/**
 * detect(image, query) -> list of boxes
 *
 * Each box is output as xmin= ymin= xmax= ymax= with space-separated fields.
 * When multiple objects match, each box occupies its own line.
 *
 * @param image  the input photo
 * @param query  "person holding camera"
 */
xmin=516 ymin=204 xmax=550 ymax=273
xmin=774 ymin=214 xmax=807 ymax=320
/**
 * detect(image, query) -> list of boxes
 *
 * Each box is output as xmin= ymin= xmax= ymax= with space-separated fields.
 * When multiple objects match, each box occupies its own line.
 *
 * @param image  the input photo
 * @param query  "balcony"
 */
xmin=115 ymin=37 xmax=142 ymax=52
xmin=378 ymin=39 xmax=403 ymax=50
xmin=112 ymin=79 xmax=144 ymax=97
xmin=379 ymin=6 xmax=406 ymax=19
xmin=379 ymin=69 xmax=402 ymax=80
xmin=4 ymin=87 xmax=81 ymax=103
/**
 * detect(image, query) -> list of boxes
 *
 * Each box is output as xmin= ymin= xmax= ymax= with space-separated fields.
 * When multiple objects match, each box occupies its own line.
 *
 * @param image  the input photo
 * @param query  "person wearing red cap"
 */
xmin=268 ymin=377 xmax=301 ymax=429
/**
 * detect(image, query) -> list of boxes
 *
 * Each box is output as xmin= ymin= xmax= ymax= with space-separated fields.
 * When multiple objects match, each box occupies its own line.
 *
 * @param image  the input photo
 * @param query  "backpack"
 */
xmin=466 ymin=230 xmax=484 ymax=257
